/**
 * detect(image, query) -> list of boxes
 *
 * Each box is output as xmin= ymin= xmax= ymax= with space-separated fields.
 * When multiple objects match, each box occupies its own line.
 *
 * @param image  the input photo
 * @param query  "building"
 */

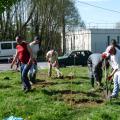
xmin=63 ymin=28 xmax=120 ymax=53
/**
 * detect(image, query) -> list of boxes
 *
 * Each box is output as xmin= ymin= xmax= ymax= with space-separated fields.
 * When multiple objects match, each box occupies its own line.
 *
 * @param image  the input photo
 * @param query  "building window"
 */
xmin=117 ymin=36 xmax=119 ymax=44
xmin=73 ymin=35 xmax=75 ymax=50
xmin=71 ymin=37 xmax=72 ymax=50
xmin=107 ymin=36 xmax=110 ymax=45
xmin=76 ymin=36 xmax=78 ymax=39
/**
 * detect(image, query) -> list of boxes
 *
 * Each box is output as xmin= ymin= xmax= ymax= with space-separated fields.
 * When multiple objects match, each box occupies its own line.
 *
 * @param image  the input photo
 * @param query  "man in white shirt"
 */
xmin=46 ymin=49 xmax=63 ymax=78
xmin=29 ymin=36 xmax=40 ymax=84
xmin=103 ymin=45 xmax=120 ymax=98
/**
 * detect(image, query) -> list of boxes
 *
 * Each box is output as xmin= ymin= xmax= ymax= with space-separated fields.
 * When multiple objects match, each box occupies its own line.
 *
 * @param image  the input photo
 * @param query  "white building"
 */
xmin=64 ymin=29 xmax=120 ymax=53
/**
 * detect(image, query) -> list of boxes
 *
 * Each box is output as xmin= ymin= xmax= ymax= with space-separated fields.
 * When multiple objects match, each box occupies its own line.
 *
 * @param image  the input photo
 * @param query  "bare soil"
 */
xmin=34 ymin=71 xmax=106 ymax=107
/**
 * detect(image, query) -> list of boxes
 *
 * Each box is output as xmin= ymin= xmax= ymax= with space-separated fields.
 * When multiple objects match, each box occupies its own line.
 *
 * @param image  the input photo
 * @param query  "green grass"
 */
xmin=0 ymin=67 xmax=120 ymax=120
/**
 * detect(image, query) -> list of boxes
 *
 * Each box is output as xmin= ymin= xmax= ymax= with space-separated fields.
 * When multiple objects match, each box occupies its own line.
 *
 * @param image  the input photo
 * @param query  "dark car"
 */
xmin=58 ymin=50 xmax=92 ymax=67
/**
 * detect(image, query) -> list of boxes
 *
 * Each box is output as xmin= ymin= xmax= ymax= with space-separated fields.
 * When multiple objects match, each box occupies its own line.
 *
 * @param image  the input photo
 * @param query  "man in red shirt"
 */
xmin=11 ymin=36 xmax=33 ymax=93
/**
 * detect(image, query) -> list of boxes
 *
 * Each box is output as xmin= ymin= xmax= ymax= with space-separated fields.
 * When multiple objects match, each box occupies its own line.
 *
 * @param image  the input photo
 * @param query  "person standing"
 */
xmin=87 ymin=53 xmax=104 ymax=88
xmin=11 ymin=35 xmax=33 ymax=93
xmin=46 ymin=49 xmax=63 ymax=78
xmin=28 ymin=36 xmax=40 ymax=84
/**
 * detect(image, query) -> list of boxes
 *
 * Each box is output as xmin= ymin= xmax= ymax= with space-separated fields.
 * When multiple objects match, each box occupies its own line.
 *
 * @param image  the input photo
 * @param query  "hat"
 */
xmin=34 ymin=36 xmax=40 ymax=41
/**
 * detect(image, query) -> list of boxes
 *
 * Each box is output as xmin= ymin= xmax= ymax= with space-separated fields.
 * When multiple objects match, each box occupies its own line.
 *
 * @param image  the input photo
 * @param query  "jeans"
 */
xmin=28 ymin=63 xmax=37 ymax=83
xmin=20 ymin=63 xmax=31 ymax=90
xmin=112 ymin=71 xmax=120 ymax=96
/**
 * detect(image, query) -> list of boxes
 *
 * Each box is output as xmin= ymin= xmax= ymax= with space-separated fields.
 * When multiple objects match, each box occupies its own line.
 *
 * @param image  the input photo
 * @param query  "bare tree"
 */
xmin=0 ymin=0 xmax=85 ymax=58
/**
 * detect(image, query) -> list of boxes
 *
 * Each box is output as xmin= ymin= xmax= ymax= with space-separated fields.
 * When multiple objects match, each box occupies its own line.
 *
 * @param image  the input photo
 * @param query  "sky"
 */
xmin=75 ymin=0 xmax=120 ymax=28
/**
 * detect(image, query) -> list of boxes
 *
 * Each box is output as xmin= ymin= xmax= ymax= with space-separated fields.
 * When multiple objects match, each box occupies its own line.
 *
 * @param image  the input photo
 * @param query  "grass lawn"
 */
xmin=0 ymin=66 xmax=120 ymax=120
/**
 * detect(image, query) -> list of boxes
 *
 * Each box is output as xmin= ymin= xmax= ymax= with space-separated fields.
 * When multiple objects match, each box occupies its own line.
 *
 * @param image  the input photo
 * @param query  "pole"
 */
xmin=104 ymin=59 xmax=108 ymax=98
xmin=70 ymin=55 xmax=76 ymax=106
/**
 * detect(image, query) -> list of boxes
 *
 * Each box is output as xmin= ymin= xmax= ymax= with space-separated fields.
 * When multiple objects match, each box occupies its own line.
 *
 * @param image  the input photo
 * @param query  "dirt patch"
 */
xmin=62 ymin=93 xmax=104 ymax=107
xmin=35 ymin=72 xmax=106 ymax=107
xmin=67 ymin=97 xmax=104 ymax=107
xmin=33 ymin=81 xmax=57 ymax=88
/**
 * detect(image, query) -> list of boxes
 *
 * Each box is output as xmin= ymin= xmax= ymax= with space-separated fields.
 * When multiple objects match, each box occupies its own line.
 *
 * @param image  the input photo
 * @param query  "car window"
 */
xmin=75 ymin=52 xmax=80 ymax=57
xmin=81 ymin=51 xmax=85 ymax=56
xmin=86 ymin=51 xmax=91 ymax=55
xmin=70 ymin=52 xmax=75 ymax=57
xmin=64 ymin=51 xmax=70 ymax=56
xmin=63 ymin=50 xmax=92 ymax=57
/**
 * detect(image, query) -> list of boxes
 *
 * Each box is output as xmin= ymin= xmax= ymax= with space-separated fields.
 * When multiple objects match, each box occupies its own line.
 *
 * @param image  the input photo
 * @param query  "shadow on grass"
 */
xmin=71 ymin=98 xmax=103 ymax=104
xmin=0 ymin=84 xmax=12 ymax=89
xmin=35 ymin=79 xmax=84 ymax=86
xmin=79 ymin=76 xmax=89 ymax=79
xmin=101 ymin=113 xmax=113 ymax=120
xmin=57 ymin=81 xmax=83 ymax=85
xmin=33 ymin=81 xmax=58 ymax=88
xmin=42 ymin=89 xmax=100 ymax=97
xmin=3 ymin=76 xmax=11 ymax=80
xmin=110 ymin=101 xmax=120 ymax=105
xmin=52 ymin=76 xmax=89 ymax=80
xmin=42 ymin=89 xmax=81 ymax=96
xmin=77 ymin=91 xmax=100 ymax=98
xmin=36 ymin=79 xmax=46 ymax=83
xmin=42 ymin=89 xmax=104 ymax=104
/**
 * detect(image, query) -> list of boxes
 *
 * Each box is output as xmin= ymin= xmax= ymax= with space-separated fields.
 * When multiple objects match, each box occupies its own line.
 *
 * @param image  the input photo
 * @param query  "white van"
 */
xmin=0 ymin=41 xmax=17 ymax=60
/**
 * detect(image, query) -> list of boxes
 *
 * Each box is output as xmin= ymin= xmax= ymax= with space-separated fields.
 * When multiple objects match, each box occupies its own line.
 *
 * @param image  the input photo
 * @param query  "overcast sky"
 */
xmin=75 ymin=0 xmax=120 ymax=28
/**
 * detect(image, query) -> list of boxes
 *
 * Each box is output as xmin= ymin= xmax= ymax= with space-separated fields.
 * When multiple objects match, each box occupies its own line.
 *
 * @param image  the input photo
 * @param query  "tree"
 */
xmin=60 ymin=0 xmax=85 ymax=53
xmin=30 ymin=0 xmax=85 ymax=53
xmin=0 ymin=0 xmax=85 ymax=56
xmin=0 ymin=0 xmax=18 ymax=14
